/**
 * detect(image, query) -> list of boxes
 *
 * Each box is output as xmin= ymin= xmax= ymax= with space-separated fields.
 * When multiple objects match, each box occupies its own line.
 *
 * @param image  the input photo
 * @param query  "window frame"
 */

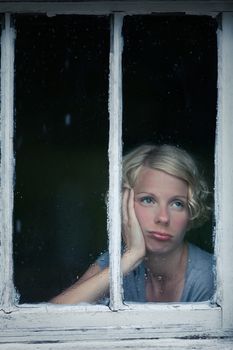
xmin=0 ymin=1 xmax=233 ymax=346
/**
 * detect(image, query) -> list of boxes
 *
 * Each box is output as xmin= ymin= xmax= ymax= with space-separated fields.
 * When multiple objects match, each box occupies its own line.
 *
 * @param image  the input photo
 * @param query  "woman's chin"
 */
xmin=145 ymin=242 xmax=170 ymax=255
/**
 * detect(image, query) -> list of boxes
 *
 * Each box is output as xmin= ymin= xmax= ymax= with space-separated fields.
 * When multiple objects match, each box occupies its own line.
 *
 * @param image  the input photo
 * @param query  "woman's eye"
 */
xmin=171 ymin=200 xmax=185 ymax=209
xmin=140 ymin=196 xmax=155 ymax=205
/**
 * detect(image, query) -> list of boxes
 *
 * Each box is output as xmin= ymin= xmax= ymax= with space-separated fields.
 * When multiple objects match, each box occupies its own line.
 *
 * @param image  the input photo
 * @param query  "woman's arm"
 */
xmin=50 ymin=263 xmax=109 ymax=304
xmin=50 ymin=188 xmax=146 ymax=305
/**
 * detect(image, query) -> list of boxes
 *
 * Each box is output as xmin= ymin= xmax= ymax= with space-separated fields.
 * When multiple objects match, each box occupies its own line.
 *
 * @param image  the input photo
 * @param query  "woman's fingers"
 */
xmin=122 ymin=188 xmax=145 ymax=252
xmin=122 ymin=188 xmax=131 ymax=245
xmin=121 ymin=188 xmax=146 ymax=272
xmin=122 ymin=188 xmax=129 ymax=226
xmin=128 ymin=188 xmax=135 ymax=217
xmin=122 ymin=187 xmax=136 ymax=225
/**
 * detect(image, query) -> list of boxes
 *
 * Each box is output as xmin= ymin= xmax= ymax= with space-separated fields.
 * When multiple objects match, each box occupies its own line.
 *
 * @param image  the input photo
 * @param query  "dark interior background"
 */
xmin=14 ymin=15 xmax=110 ymax=303
xmin=13 ymin=14 xmax=217 ymax=303
xmin=122 ymin=15 xmax=217 ymax=255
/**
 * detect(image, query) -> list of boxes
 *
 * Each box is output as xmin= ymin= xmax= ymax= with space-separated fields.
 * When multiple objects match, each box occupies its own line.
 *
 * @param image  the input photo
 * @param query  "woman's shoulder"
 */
xmin=188 ymin=242 xmax=214 ymax=269
xmin=96 ymin=251 xmax=109 ymax=269
xmin=182 ymin=243 xmax=215 ymax=302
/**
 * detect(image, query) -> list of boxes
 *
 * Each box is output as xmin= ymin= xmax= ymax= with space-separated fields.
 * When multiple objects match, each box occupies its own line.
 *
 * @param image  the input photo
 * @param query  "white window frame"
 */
xmin=0 ymin=2 xmax=233 ymax=348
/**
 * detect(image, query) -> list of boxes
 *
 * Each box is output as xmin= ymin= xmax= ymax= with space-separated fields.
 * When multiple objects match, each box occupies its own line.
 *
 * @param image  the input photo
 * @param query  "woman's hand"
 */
xmin=121 ymin=188 xmax=146 ymax=273
xmin=51 ymin=188 xmax=146 ymax=304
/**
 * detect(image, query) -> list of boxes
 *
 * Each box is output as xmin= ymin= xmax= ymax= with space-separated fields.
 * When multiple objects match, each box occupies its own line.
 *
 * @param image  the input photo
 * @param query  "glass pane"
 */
xmin=0 ymin=19 xmax=1 ymax=165
xmin=14 ymin=15 xmax=109 ymax=303
xmin=122 ymin=15 xmax=217 ymax=303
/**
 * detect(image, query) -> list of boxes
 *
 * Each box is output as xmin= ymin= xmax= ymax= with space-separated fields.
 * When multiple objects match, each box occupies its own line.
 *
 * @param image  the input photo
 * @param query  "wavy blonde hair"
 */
xmin=122 ymin=144 xmax=211 ymax=229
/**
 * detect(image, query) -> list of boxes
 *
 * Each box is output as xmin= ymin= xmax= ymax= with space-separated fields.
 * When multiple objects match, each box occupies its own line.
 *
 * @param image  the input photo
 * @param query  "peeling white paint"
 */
xmin=1 ymin=338 xmax=233 ymax=350
xmin=0 ymin=3 xmax=233 ymax=348
xmin=215 ymin=12 xmax=233 ymax=329
xmin=108 ymin=14 xmax=124 ymax=311
xmin=0 ymin=1 xmax=233 ymax=16
xmin=0 ymin=14 xmax=15 ymax=309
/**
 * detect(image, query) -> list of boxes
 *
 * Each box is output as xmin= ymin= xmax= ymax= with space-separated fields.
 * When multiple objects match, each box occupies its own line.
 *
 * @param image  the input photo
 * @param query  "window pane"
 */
xmin=0 ymin=27 xmax=1 ymax=174
xmin=122 ymin=15 xmax=217 ymax=303
xmin=14 ymin=15 xmax=110 ymax=303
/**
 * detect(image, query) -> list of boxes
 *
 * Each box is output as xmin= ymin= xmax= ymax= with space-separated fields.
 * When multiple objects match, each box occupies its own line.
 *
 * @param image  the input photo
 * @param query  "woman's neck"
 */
xmin=144 ymin=242 xmax=187 ymax=281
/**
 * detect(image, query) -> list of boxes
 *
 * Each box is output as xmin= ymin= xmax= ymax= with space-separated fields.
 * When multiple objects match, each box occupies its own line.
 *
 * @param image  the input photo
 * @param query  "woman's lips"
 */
xmin=148 ymin=231 xmax=172 ymax=241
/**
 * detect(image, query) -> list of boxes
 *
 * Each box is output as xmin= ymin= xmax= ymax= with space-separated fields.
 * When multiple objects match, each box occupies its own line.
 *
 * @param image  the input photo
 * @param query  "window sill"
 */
xmin=0 ymin=302 xmax=230 ymax=345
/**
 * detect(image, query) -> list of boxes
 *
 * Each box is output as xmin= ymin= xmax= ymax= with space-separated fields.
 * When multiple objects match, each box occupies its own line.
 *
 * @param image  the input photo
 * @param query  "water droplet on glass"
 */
xmin=42 ymin=123 xmax=47 ymax=134
xmin=65 ymin=59 xmax=70 ymax=69
xmin=64 ymin=113 xmax=72 ymax=126
xmin=16 ymin=219 xmax=22 ymax=234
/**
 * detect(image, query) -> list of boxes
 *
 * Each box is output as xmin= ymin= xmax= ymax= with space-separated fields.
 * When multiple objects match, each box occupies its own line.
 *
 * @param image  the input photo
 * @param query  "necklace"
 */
xmin=146 ymin=272 xmax=167 ymax=295
xmin=145 ymin=243 xmax=187 ymax=300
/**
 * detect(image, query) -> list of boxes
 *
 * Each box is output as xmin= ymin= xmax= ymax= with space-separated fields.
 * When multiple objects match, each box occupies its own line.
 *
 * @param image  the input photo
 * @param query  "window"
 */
xmin=14 ymin=13 xmax=217 ymax=305
xmin=14 ymin=14 xmax=110 ymax=303
xmin=0 ymin=2 xmax=233 ymax=348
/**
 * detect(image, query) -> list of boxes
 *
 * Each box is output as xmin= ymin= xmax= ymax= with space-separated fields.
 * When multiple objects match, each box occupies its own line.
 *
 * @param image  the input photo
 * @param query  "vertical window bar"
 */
xmin=0 ymin=13 xmax=15 ymax=308
xmin=108 ymin=13 xmax=124 ymax=311
xmin=215 ymin=12 xmax=233 ymax=329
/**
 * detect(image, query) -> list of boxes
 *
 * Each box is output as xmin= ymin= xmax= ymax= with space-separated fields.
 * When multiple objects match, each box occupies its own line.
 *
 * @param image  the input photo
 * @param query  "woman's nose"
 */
xmin=154 ymin=205 xmax=170 ymax=225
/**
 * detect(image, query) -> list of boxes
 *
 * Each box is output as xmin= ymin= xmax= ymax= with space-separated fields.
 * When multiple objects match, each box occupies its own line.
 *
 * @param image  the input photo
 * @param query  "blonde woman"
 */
xmin=51 ymin=144 xmax=214 ymax=304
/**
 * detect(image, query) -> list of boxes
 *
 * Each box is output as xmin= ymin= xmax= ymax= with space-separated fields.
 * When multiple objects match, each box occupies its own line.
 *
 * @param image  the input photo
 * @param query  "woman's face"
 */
xmin=134 ymin=166 xmax=190 ymax=255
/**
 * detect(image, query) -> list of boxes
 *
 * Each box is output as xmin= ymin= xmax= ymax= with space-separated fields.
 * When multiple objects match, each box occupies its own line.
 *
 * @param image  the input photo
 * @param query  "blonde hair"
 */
xmin=123 ymin=144 xmax=211 ymax=229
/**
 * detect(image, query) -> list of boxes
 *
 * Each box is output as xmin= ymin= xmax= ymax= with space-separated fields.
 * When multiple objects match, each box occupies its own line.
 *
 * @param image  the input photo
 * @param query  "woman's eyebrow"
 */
xmin=170 ymin=195 xmax=188 ymax=200
xmin=135 ymin=193 xmax=188 ymax=200
xmin=135 ymin=192 xmax=155 ymax=196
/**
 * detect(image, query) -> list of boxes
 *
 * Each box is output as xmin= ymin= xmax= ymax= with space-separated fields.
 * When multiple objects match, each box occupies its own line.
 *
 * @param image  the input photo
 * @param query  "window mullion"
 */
xmin=215 ymin=12 xmax=233 ymax=329
xmin=0 ymin=13 xmax=15 ymax=308
xmin=108 ymin=13 xmax=124 ymax=311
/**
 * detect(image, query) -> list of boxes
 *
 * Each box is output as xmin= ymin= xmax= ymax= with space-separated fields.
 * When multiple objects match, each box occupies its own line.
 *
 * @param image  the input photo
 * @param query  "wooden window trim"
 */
xmin=0 ymin=2 xmax=233 ymax=347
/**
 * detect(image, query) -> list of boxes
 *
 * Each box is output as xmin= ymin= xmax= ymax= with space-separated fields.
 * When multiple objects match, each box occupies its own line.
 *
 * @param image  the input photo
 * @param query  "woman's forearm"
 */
xmin=50 ymin=267 xmax=109 ymax=304
xmin=121 ymin=249 xmax=144 ymax=274
xmin=50 ymin=248 xmax=143 ymax=305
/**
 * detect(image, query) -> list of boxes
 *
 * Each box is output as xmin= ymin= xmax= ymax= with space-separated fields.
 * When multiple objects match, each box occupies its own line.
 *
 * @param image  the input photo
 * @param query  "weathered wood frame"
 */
xmin=0 ymin=2 xmax=233 ymax=348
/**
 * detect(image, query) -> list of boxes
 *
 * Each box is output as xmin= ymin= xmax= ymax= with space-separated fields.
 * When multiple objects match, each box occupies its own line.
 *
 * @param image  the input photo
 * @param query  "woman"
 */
xmin=51 ymin=144 xmax=214 ymax=304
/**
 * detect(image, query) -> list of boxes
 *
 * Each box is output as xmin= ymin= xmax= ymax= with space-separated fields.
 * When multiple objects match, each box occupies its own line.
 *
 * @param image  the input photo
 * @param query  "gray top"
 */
xmin=97 ymin=243 xmax=215 ymax=302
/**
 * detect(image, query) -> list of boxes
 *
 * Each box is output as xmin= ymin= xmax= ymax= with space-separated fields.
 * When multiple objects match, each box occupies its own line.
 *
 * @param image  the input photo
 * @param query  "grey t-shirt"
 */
xmin=97 ymin=243 xmax=215 ymax=302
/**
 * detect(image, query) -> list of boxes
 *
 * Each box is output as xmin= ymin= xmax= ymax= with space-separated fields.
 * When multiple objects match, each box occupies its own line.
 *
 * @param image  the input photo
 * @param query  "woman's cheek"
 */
xmin=173 ymin=213 xmax=189 ymax=231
